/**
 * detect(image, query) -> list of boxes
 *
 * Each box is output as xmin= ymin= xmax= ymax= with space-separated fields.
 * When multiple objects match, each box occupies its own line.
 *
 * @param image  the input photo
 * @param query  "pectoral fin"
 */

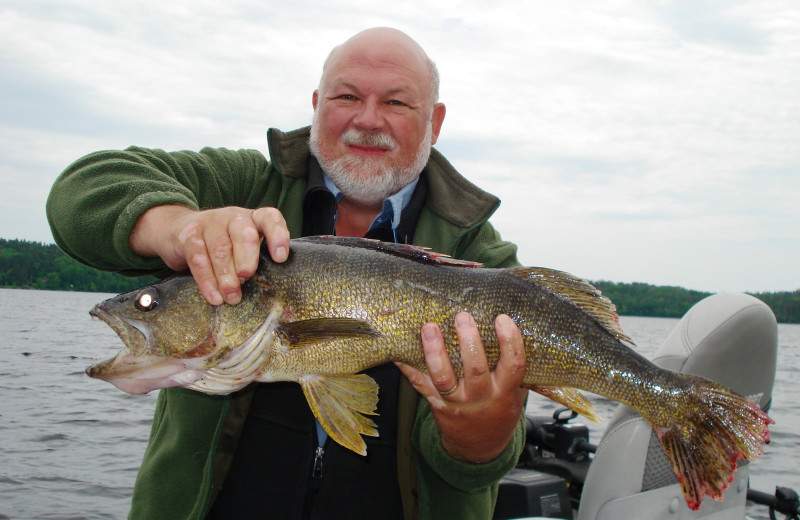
xmin=277 ymin=318 xmax=380 ymax=348
xmin=299 ymin=373 xmax=380 ymax=455
xmin=528 ymin=385 xmax=601 ymax=423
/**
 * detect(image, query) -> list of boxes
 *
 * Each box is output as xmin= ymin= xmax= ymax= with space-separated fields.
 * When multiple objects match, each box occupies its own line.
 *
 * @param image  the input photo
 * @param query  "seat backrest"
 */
xmin=576 ymin=293 xmax=778 ymax=520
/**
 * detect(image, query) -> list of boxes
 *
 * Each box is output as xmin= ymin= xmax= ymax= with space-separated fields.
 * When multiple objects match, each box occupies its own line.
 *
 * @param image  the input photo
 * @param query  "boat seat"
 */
xmin=576 ymin=293 xmax=778 ymax=520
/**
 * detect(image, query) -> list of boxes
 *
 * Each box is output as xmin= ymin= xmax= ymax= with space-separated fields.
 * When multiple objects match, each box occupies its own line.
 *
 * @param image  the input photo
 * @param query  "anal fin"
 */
xmin=528 ymin=385 xmax=601 ymax=423
xmin=299 ymin=373 xmax=380 ymax=456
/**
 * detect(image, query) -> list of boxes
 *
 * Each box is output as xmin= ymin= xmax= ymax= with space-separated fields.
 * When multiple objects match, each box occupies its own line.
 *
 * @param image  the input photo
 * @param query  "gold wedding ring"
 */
xmin=438 ymin=384 xmax=458 ymax=397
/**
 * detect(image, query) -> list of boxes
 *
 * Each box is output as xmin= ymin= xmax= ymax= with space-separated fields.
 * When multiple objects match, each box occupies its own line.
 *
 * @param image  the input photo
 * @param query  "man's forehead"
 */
xmin=327 ymin=75 xmax=420 ymax=97
xmin=329 ymin=48 xmax=425 ymax=75
xmin=325 ymin=34 xmax=429 ymax=76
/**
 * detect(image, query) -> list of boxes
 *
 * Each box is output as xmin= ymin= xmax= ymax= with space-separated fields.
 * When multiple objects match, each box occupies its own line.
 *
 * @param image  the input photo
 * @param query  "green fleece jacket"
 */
xmin=46 ymin=126 xmax=525 ymax=520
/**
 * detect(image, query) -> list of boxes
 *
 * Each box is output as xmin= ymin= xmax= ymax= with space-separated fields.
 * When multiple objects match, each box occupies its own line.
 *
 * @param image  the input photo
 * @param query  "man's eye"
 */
xmin=338 ymin=94 xmax=357 ymax=101
xmin=387 ymin=100 xmax=407 ymax=106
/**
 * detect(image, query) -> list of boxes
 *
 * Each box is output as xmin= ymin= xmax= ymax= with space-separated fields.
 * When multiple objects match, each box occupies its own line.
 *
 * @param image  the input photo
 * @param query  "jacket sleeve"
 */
xmin=46 ymin=146 xmax=272 ymax=276
xmin=454 ymin=221 xmax=520 ymax=269
xmin=413 ymin=395 xmax=526 ymax=488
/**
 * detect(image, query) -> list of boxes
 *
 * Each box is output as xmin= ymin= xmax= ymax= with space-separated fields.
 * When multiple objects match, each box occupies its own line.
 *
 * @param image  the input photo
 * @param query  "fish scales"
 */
xmin=256 ymin=239 xmax=611 ymax=384
xmin=85 ymin=236 xmax=772 ymax=511
xmin=272 ymin=239 xmax=653 ymax=406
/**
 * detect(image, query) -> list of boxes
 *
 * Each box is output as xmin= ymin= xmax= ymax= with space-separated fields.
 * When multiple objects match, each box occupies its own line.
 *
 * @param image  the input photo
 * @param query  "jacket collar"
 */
xmin=266 ymin=126 xmax=501 ymax=229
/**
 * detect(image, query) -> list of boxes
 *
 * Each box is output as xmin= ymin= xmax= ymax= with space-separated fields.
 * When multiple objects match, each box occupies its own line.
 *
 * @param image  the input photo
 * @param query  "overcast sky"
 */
xmin=1 ymin=1 xmax=798 ymax=293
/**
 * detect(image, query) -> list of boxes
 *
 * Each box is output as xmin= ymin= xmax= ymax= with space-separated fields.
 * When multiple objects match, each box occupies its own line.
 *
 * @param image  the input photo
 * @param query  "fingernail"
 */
xmin=225 ymin=290 xmax=241 ymax=305
xmin=207 ymin=290 xmax=223 ymax=306
xmin=496 ymin=314 xmax=513 ymax=330
xmin=274 ymin=246 xmax=288 ymax=262
xmin=455 ymin=312 xmax=472 ymax=329
xmin=422 ymin=323 xmax=437 ymax=342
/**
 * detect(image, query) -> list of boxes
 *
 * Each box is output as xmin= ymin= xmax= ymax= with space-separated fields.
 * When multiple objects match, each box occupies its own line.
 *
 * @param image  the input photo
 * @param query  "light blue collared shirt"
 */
xmin=323 ymin=173 xmax=420 ymax=241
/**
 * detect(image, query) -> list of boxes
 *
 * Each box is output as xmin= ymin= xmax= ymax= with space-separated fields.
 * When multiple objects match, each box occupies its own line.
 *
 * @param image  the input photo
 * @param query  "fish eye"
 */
xmin=135 ymin=288 xmax=160 ymax=312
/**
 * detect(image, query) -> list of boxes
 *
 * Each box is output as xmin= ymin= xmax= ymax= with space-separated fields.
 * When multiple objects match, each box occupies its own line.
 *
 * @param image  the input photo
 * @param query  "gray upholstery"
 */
xmin=577 ymin=293 xmax=778 ymax=520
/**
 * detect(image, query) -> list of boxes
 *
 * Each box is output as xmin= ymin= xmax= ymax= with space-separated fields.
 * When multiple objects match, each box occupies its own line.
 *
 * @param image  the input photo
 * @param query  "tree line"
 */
xmin=1 ymin=238 xmax=155 ymax=293
xmin=593 ymin=281 xmax=800 ymax=324
xmin=2 ymin=238 xmax=798 ymax=323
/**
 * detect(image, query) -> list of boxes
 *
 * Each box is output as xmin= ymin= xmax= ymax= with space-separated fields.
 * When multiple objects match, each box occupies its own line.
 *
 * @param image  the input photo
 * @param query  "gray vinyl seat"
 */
xmin=576 ymin=293 xmax=778 ymax=520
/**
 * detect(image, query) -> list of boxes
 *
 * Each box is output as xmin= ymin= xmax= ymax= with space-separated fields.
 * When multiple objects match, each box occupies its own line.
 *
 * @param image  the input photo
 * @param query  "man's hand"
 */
xmin=129 ymin=205 xmax=290 ymax=305
xmin=396 ymin=313 xmax=528 ymax=463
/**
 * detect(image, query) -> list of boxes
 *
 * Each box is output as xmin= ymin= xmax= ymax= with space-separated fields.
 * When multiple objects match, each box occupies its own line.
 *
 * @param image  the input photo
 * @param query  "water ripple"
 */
xmin=2 ymin=290 xmax=799 ymax=519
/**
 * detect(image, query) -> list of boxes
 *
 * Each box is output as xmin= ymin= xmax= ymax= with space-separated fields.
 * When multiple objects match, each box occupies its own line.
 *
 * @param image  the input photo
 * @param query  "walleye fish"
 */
xmin=87 ymin=236 xmax=771 ymax=510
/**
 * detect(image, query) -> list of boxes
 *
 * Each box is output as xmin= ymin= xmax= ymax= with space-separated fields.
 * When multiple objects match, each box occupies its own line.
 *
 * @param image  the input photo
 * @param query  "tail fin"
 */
xmin=652 ymin=377 xmax=773 ymax=510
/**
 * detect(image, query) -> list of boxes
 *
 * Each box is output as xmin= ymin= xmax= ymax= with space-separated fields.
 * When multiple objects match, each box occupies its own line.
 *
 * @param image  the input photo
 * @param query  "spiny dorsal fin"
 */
xmin=294 ymin=236 xmax=483 ymax=268
xmin=510 ymin=267 xmax=634 ymax=346
xmin=276 ymin=318 xmax=381 ymax=348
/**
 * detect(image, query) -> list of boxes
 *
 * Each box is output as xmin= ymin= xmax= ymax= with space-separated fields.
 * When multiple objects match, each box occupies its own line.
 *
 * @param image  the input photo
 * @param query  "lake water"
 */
xmin=1 ymin=288 xmax=798 ymax=520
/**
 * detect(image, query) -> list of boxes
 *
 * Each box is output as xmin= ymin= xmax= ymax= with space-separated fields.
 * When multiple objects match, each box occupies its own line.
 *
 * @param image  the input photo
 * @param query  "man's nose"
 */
xmin=352 ymin=98 xmax=384 ymax=130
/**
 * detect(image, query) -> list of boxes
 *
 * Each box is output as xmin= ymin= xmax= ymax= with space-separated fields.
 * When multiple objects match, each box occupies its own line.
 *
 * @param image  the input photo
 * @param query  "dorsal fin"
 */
xmin=293 ymin=236 xmax=483 ymax=268
xmin=510 ymin=267 xmax=634 ymax=346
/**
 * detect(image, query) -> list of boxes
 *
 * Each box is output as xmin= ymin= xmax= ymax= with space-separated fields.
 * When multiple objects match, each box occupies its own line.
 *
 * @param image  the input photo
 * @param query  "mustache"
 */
xmin=341 ymin=129 xmax=397 ymax=150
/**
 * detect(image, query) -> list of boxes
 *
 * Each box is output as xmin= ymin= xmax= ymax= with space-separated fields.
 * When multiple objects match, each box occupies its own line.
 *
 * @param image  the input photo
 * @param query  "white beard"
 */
xmin=309 ymin=111 xmax=432 ymax=205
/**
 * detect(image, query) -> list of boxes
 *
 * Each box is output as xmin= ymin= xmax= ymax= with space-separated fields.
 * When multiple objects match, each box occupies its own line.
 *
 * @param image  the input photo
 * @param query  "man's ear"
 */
xmin=430 ymin=103 xmax=446 ymax=145
xmin=312 ymin=90 xmax=319 ymax=110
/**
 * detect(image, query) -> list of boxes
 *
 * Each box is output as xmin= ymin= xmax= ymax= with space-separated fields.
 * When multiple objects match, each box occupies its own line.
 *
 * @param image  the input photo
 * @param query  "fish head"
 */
xmin=87 ymin=273 xmax=277 ymax=395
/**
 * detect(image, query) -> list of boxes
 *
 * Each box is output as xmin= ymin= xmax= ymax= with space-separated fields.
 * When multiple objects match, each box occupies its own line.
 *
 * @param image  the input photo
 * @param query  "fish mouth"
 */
xmin=85 ymin=347 xmax=203 ymax=395
xmin=87 ymin=305 xmax=205 ymax=394
xmin=86 ymin=302 xmax=284 ymax=396
xmin=89 ymin=305 xmax=155 ymax=356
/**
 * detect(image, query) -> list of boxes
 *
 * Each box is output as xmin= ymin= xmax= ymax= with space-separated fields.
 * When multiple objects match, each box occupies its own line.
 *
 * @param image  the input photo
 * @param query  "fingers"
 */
xmin=229 ymin=211 xmax=263 ymax=282
xmin=412 ymin=313 xmax=524 ymax=401
xmin=492 ymin=314 xmax=527 ymax=392
xmin=252 ymin=207 xmax=290 ymax=263
xmin=409 ymin=313 xmax=527 ymax=464
xmin=176 ymin=218 xmax=227 ymax=306
xmin=454 ymin=312 xmax=491 ymax=398
xmin=204 ymin=216 xmax=245 ymax=306
xmin=421 ymin=322 xmax=459 ymax=400
xmin=135 ymin=205 xmax=290 ymax=306
xmin=395 ymin=362 xmax=434 ymax=399
xmin=200 ymin=207 xmax=289 ymax=305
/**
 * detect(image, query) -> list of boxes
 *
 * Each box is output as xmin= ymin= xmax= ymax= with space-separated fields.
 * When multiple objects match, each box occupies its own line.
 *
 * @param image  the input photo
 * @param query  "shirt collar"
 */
xmin=322 ymin=173 xmax=420 ymax=232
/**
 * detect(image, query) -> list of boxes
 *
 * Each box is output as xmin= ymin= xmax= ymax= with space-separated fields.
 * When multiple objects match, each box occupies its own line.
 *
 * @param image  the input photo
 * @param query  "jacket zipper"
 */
xmin=312 ymin=445 xmax=324 ymax=479
xmin=304 ymin=427 xmax=327 ymax=520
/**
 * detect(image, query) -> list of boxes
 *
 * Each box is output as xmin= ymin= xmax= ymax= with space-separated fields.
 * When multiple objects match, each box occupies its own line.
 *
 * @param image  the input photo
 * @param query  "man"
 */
xmin=47 ymin=28 xmax=528 ymax=519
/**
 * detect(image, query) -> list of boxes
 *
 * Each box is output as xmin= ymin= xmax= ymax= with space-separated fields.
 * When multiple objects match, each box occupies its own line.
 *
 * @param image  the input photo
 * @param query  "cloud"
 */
xmin=1 ymin=0 xmax=798 ymax=292
xmin=651 ymin=0 xmax=771 ymax=52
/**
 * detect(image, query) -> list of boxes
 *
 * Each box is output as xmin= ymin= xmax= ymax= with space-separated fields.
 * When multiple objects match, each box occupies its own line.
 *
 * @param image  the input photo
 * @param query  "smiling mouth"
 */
xmin=347 ymin=144 xmax=391 ymax=156
xmin=341 ymin=128 xmax=396 ymax=153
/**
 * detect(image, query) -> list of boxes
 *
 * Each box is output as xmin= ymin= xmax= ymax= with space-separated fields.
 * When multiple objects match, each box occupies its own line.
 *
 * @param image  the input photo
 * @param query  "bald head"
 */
xmin=320 ymin=28 xmax=440 ymax=108
xmin=309 ymin=27 xmax=446 ymax=207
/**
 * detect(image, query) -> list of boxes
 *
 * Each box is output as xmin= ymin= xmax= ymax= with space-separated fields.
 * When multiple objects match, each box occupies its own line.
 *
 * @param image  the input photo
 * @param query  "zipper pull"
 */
xmin=312 ymin=446 xmax=324 ymax=479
